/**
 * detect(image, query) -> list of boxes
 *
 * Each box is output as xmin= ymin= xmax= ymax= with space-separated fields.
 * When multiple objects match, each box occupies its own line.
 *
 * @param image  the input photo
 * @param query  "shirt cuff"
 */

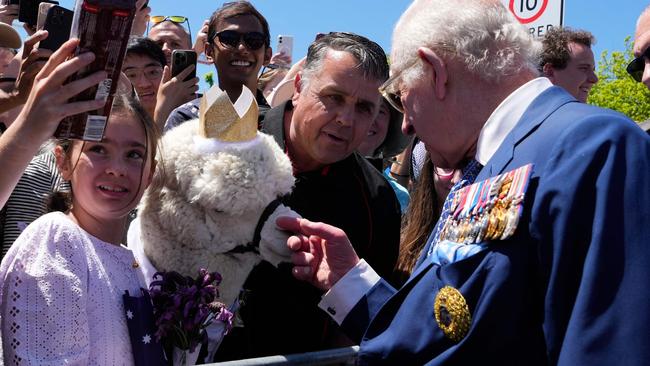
xmin=318 ymin=259 xmax=381 ymax=325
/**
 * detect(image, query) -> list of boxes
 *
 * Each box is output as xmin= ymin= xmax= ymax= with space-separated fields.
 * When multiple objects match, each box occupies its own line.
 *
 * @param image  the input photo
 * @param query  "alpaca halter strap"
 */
xmin=226 ymin=198 xmax=283 ymax=255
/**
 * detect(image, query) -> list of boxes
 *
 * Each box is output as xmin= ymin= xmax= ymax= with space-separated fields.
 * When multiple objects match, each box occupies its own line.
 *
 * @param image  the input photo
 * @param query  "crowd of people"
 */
xmin=0 ymin=0 xmax=649 ymax=364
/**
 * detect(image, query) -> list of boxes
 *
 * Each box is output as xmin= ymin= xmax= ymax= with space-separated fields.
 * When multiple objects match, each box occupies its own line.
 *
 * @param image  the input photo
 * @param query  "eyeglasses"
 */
xmin=213 ymin=30 xmax=267 ymax=51
xmin=378 ymin=58 xmax=421 ymax=114
xmin=124 ymin=65 xmax=163 ymax=82
xmin=147 ymin=15 xmax=192 ymax=45
xmin=627 ymin=47 xmax=650 ymax=82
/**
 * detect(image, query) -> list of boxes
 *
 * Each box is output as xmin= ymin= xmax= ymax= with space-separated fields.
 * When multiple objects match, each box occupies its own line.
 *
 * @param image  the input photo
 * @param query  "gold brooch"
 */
xmin=132 ymin=260 xmax=140 ymax=269
xmin=434 ymin=286 xmax=471 ymax=342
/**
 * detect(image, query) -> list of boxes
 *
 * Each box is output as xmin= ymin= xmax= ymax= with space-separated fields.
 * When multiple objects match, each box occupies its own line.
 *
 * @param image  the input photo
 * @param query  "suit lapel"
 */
xmin=479 ymin=86 xmax=576 ymax=179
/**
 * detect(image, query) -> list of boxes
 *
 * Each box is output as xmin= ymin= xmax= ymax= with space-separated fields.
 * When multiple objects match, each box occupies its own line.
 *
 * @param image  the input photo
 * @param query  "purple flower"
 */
xmin=149 ymin=268 xmax=227 ymax=351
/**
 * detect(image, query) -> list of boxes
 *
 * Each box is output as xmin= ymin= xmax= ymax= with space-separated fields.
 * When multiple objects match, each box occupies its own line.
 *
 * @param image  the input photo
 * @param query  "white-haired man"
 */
xmin=278 ymin=0 xmax=650 ymax=364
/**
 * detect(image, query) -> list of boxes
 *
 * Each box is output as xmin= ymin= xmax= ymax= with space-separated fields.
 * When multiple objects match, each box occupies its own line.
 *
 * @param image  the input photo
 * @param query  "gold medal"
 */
xmin=502 ymin=203 xmax=520 ymax=239
xmin=434 ymin=286 xmax=472 ymax=342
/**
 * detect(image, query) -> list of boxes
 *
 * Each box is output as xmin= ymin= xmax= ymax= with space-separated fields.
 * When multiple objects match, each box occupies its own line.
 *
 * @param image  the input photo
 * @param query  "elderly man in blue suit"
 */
xmin=277 ymin=0 xmax=650 ymax=364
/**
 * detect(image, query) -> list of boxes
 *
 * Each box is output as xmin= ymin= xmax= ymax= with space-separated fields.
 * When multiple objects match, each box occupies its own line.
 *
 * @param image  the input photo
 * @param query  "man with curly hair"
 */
xmin=540 ymin=27 xmax=598 ymax=103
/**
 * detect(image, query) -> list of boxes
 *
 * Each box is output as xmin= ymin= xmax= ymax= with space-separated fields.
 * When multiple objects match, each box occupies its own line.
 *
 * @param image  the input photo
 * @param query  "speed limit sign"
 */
xmin=501 ymin=0 xmax=564 ymax=37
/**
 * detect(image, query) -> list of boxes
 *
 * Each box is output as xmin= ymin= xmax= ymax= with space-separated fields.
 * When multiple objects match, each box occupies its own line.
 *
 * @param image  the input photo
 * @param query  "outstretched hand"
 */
xmin=15 ymin=38 xmax=107 ymax=141
xmin=276 ymin=216 xmax=360 ymax=291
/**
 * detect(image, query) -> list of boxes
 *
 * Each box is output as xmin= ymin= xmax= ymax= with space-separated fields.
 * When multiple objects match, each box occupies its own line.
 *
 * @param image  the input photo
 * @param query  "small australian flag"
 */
xmin=123 ymin=289 xmax=167 ymax=366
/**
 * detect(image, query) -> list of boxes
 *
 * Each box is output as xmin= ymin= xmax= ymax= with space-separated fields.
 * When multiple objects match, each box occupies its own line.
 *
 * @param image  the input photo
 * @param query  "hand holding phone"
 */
xmin=277 ymin=35 xmax=293 ymax=59
xmin=171 ymin=49 xmax=197 ymax=82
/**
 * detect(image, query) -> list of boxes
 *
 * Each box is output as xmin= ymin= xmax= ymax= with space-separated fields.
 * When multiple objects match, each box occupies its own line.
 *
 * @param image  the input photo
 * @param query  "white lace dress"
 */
xmin=0 ymin=212 xmax=146 ymax=365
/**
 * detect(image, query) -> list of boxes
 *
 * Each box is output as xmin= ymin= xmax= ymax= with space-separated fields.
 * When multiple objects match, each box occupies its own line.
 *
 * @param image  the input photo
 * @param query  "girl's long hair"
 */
xmin=393 ymin=153 xmax=442 ymax=286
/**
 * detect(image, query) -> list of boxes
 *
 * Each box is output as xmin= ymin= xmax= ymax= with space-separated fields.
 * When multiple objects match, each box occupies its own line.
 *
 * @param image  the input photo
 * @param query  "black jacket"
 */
xmin=215 ymin=101 xmax=401 ymax=360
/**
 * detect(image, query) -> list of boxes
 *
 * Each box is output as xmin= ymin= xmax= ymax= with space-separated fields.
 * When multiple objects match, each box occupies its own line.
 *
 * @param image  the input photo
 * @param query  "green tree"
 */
xmin=204 ymin=71 xmax=214 ymax=88
xmin=588 ymin=37 xmax=650 ymax=123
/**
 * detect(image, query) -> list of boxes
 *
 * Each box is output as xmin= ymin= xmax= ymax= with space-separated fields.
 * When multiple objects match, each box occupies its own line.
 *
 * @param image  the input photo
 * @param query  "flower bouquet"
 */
xmin=149 ymin=269 xmax=234 ymax=365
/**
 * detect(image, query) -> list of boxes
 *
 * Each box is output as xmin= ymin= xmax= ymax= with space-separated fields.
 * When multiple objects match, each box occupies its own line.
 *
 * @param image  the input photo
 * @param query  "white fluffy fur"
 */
xmin=138 ymin=119 xmax=296 ymax=307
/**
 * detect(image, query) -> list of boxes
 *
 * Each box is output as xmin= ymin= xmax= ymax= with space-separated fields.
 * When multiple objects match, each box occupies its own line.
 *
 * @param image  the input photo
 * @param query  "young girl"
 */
xmin=0 ymin=91 xmax=159 ymax=364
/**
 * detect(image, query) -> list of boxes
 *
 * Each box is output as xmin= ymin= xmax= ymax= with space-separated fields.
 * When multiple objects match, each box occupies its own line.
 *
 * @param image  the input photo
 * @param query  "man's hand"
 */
xmin=153 ymin=64 xmax=198 ymax=128
xmin=276 ymin=216 xmax=360 ymax=291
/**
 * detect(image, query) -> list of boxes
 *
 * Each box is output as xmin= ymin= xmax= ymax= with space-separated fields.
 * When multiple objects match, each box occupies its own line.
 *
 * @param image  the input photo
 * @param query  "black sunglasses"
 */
xmin=214 ymin=30 xmax=267 ymax=50
xmin=627 ymin=47 xmax=650 ymax=82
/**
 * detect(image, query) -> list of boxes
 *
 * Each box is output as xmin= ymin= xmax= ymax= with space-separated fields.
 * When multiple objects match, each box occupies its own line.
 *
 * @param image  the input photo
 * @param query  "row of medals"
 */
xmin=439 ymin=164 xmax=533 ymax=244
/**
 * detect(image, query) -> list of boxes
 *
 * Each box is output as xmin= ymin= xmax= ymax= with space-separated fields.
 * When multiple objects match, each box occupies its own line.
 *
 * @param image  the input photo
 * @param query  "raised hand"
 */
xmin=0 ymin=3 xmax=18 ymax=25
xmin=153 ymin=64 xmax=199 ymax=127
xmin=15 ymin=38 xmax=107 ymax=141
xmin=0 ymin=38 xmax=106 ymax=207
xmin=12 ymin=31 xmax=51 ymax=106
xmin=194 ymin=20 xmax=211 ymax=64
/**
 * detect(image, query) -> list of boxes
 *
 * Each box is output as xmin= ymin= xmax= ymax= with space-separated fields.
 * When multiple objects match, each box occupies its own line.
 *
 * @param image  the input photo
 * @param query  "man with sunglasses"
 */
xmin=163 ymin=1 xmax=271 ymax=132
xmin=540 ymin=27 xmax=599 ymax=103
xmin=277 ymin=0 xmax=650 ymax=364
xmin=213 ymin=32 xmax=401 ymax=361
xmin=147 ymin=15 xmax=192 ymax=66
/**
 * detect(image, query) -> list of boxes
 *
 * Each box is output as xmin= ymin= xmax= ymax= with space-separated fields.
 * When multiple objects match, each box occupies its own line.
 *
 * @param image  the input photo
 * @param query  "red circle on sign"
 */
xmin=509 ymin=0 xmax=549 ymax=24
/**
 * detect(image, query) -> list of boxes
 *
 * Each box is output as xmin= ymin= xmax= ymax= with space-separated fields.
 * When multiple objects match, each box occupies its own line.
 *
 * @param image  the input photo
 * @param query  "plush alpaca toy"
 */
xmin=129 ymin=85 xmax=298 ymax=310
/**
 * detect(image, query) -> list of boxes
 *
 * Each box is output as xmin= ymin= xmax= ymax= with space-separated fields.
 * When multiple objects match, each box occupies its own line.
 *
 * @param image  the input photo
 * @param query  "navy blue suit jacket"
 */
xmin=341 ymin=87 xmax=650 ymax=365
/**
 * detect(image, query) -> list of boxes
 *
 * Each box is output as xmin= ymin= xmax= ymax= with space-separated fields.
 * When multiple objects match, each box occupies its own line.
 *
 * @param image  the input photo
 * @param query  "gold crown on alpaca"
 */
xmin=199 ymin=85 xmax=258 ymax=142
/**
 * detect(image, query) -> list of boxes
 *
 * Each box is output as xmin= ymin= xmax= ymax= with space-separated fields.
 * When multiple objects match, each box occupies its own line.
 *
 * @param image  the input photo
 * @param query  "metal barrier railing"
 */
xmin=207 ymin=345 xmax=360 ymax=366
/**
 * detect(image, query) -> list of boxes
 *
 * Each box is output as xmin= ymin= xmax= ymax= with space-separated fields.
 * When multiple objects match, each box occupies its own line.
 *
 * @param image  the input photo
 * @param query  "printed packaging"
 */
xmin=54 ymin=0 xmax=136 ymax=141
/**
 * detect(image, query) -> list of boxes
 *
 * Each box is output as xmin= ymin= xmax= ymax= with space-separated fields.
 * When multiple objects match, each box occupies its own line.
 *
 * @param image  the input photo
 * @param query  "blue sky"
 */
xmin=39 ymin=1 xmax=650 ymax=90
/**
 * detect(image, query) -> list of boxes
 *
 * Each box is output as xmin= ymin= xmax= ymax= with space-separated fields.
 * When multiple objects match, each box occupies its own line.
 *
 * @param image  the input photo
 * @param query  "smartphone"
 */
xmin=35 ymin=1 xmax=55 ymax=31
xmin=277 ymin=35 xmax=293 ymax=59
xmin=171 ymin=49 xmax=197 ymax=82
xmin=39 ymin=5 xmax=72 ymax=51
xmin=19 ymin=0 xmax=57 ymax=25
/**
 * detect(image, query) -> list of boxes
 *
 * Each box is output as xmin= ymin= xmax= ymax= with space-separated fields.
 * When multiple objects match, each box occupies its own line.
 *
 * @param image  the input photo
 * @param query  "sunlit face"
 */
xmin=546 ymin=42 xmax=598 ymax=103
xmin=205 ymin=15 xmax=271 ymax=92
xmin=358 ymin=101 xmax=390 ymax=156
xmin=58 ymin=112 xmax=155 ymax=223
xmin=123 ymin=54 xmax=163 ymax=116
xmin=394 ymin=58 xmax=479 ymax=169
xmin=634 ymin=14 xmax=650 ymax=90
xmin=148 ymin=21 xmax=191 ymax=65
xmin=289 ymin=50 xmax=382 ymax=170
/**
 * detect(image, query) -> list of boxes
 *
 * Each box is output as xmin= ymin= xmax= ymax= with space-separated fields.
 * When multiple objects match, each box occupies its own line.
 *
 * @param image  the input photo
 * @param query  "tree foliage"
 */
xmin=588 ymin=36 xmax=650 ymax=122
xmin=204 ymin=71 xmax=214 ymax=88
